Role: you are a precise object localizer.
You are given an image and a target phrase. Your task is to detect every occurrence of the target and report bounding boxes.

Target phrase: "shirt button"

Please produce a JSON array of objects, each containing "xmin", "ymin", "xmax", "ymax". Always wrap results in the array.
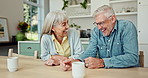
[{"xmin": 108, "ymin": 40, "xmax": 110, "ymax": 42}]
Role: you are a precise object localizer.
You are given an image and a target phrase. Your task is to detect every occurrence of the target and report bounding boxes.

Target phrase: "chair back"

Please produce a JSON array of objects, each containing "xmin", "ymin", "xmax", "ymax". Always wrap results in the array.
[
  {"xmin": 139, "ymin": 51, "xmax": 144, "ymax": 67},
  {"xmin": 8, "ymin": 48, "xmax": 38, "ymax": 59}
]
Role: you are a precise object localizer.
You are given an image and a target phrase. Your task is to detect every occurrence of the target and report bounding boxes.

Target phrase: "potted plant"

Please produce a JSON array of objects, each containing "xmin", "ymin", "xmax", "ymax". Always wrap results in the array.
[
  {"xmin": 70, "ymin": 23, "xmax": 81, "ymax": 30},
  {"xmin": 62, "ymin": 0, "xmax": 89, "ymax": 10},
  {"xmin": 16, "ymin": 22, "xmax": 30, "ymax": 41}
]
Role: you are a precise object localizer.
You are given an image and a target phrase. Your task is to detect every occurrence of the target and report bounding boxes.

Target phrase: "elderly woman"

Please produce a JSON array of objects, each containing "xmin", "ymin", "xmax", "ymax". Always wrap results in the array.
[{"xmin": 40, "ymin": 10, "xmax": 84, "ymax": 67}]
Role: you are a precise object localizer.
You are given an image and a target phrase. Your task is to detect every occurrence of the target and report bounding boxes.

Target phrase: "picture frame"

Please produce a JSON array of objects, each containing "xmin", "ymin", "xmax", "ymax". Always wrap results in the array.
[{"xmin": 0, "ymin": 17, "xmax": 9, "ymax": 43}]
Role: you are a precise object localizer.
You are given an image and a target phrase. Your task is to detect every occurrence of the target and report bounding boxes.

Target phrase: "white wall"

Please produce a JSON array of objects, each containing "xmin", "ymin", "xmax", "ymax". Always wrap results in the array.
[
  {"xmin": 49, "ymin": 0, "xmax": 63, "ymax": 12},
  {"xmin": 70, "ymin": 17, "xmax": 95, "ymax": 30},
  {"xmin": 0, "ymin": 0, "xmax": 23, "ymax": 42}
]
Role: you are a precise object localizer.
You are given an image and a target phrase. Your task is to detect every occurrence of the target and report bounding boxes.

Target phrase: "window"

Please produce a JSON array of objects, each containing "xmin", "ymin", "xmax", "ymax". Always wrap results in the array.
[
  {"xmin": 23, "ymin": 0, "xmax": 41, "ymax": 40},
  {"xmin": 26, "ymin": 0, "xmax": 37, "ymax": 3}
]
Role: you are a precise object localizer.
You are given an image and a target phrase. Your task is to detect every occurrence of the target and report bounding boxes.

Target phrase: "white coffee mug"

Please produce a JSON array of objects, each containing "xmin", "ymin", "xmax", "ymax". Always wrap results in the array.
[
  {"xmin": 72, "ymin": 62, "xmax": 85, "ymax": 78},
  {"xmin": 7, "ymin": 57, "xmax": 18, "ymax": 72}
]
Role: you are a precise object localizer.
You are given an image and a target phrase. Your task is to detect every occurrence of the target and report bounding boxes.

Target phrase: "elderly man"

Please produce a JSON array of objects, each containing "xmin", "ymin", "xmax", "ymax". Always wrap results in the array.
[{"xmin": 61, "ymin": 5, "xmax": 139, "ymax": 71}]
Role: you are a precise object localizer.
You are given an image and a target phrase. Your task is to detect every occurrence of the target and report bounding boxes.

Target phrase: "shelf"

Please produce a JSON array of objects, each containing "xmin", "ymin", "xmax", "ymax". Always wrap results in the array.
[
  {"xmin": 115, "ymin": 12, "xmax": 137, "ymax": 16},
  {"xmin": 82, "ymin": 41, "xmax": 89, "ymax": 44},
  {"xmin": 69, "ymin": 12, "xmax": 137, "ymax": 18},
  {"xmin": 0, "ymin": 42, "xmax": 17, "ymax": 46},
  {"xmin": 139, "ymin": 43, "xmax": 148, "ymax": 45},
  {"xmin": 69, "ymin": 15, "xmax": 92, "ymax": 19},
  {"xmin": 18, "ymin": 41, "xmax": 40, "ymax": 43},
  {"xmin": 109, "ymin": 0, "xmax": 137, "ymax": 4},
  {"xmin": 69, "ymin": 3, "xmax": 91, "ymax": 8},
  {"xmin": 81, "ymin": 38, "xmax": 89, "ymax": 44}
]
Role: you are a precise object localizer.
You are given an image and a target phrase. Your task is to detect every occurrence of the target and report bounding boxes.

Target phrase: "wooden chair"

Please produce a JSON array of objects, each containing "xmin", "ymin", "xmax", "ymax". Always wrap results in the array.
[
  {"xmin": 8, "ymin": 48, "xmax": 38, "ymax": 59},
  {"xmin": 139, "ymin": 51, "xmax": 144, "ymax": 67}
]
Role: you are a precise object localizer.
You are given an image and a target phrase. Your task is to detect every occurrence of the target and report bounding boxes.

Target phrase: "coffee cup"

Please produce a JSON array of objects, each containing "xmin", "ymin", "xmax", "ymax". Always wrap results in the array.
[
  {"xmin": 7, "ymin": 57, "xmax": 18, "ymax": 72},
  {"xmin": 72, "ymin": 62, "xmax": 85, "ymax": 78}
]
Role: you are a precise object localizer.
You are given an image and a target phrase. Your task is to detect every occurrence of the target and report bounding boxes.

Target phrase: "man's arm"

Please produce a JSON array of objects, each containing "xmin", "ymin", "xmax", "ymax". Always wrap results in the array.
[
  {"xmin": 79, "ymin": 27, "xmax": 99, "ymax": 61},
  {"xmin": 103, "ymin": 21, "xmax": 139, "ymax": 68}
]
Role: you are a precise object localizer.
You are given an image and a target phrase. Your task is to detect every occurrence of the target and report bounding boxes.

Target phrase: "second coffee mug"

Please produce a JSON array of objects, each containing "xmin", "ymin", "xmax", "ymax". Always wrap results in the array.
[{"xmin": 72, "ymin": 62, "xmax": 85, "ymax": 78}]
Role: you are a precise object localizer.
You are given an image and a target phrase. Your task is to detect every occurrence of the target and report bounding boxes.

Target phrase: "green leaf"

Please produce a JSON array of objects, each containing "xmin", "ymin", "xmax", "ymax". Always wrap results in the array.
[
  {"xmin": 80, "ymin": 0, "xmax": 87, "ymax": 9},
  {"xmin": 62, "ymin": 0, "xmax": 69, "ymax": 10}
]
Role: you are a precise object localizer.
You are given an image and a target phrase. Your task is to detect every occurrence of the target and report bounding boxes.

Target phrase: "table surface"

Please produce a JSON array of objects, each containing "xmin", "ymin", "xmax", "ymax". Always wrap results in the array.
[{"xmin": 0, "ymin": 54, "xmax": 148, "ymax": 78}]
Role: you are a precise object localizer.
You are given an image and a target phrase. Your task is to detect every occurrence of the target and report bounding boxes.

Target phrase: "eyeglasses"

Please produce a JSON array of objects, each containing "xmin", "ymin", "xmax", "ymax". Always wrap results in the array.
[
  {"xmin": 93, "ymin": 21, "xmax": 106, "ymax": 27},
  {"xmin": 93, "ymin": 15, "xmax": 113, "ymax": 27}
]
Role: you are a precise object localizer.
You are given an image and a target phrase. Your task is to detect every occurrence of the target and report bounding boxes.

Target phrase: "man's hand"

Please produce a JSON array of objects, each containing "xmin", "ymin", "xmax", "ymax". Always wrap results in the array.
[
  {"xmin": 60, "ymin": 58, "xmax": 81, "ymax": 71},
  {"xmin": 84, "ymin": 57, "xmax": 104, "ymax": 69}
]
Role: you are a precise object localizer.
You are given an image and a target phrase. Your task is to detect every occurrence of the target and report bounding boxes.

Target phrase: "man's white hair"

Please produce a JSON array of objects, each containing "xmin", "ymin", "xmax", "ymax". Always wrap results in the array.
[{"xmin": 93, "ymin": 5, "xmax": 115, "ymax": 18}]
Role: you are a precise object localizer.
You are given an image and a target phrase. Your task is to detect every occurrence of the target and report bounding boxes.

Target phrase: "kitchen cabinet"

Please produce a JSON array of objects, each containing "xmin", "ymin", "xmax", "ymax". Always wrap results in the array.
[
  {"xmin": 18, "ymin": 41, "xmax": 41, "ymax": 57},
  {"xmin": 0, "ymin": 43, "xmax": 17, "ymax": 56},
  {"xmin": 66, "ymin": 0, "xmax": 109, "ymax": 18},
  {"xmin": 82, "ymin": 42, "xmax": 89, "ymax": 50},
  {"xmin": 109, "ymin": 0, "xmax": 137, "ymax": 28}
]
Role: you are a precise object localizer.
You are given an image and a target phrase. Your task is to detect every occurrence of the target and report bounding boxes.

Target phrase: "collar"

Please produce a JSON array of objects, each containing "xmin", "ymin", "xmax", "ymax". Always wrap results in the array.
[
  {"xmin": 52, "ymin": 34, "xmax": 56, "ymax": 41},
  {"xmin": 52, "ymin": 34, "xmax": 68, "ymax": 41},
  {"xmin": 113, "ymin": 20, "xmax": 118, "ymax": 32}
]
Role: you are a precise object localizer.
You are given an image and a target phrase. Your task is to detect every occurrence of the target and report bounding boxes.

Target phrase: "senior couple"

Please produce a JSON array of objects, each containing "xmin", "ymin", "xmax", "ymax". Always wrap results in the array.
[{"xmin": 40, "ymin": 5, "xmax": 139, "ymax": 71}]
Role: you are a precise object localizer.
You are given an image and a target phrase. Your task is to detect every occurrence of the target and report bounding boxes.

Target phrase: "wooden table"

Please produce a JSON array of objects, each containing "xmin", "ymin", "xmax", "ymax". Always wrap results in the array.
[{"xmin": 0, "ymin": 55, "xmax": 148, "ymax": 78}]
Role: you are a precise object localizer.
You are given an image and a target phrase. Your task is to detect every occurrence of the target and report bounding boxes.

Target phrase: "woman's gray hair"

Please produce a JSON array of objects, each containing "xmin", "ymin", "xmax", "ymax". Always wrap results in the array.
[
  {"xmin": 93, "ymin": 5, "xmax": 115, "ymax": 18},
  {"xmin": 40, "ymin": 10, "xmax": 68, "ymax": 39}
]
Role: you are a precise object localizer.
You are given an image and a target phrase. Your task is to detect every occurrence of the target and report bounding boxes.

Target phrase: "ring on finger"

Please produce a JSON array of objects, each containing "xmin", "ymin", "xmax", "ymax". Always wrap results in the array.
[{"xmin": 85, "ymin": 63, "xmax": 89, "ymax": 67}]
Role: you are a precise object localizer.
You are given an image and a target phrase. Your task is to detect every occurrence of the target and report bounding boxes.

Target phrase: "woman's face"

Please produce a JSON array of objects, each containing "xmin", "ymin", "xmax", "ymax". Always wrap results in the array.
[{"xmin": 52, "ymin": 20, "xmax": 69, "ymax": 37}]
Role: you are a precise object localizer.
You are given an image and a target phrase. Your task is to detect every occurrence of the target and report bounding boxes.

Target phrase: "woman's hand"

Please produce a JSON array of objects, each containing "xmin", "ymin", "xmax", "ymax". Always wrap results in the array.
[
  {"xmin": 44, "ymin": 58, "xmax": 56, "ymax": 66},
  {"xmin": 45, "ymin": 55, "xmax": 68, "ymax": 66},
  {"xmin": 51, "ymin": 55, "xmax": 68, "ymax": 62},
  {"xmin": 60, "ymin": 58, "xmax": 81, "ymax": 71}
]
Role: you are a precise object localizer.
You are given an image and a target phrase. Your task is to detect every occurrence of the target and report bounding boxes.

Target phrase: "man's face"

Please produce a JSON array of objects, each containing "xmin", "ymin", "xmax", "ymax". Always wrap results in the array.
[{"xmin": 94, "ymin": 13, "xmax": 115, "ymax": 36}]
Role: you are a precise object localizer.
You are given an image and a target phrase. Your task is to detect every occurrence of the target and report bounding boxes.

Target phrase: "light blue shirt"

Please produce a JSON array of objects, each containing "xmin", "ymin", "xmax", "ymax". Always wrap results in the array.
[
  {"xmin": 80, "ymin": 20, "xmax": 139, "ymax": 68},
  {"xmin": 41, "ymin": 28, "xmax": 84, "ymax": 61}
]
